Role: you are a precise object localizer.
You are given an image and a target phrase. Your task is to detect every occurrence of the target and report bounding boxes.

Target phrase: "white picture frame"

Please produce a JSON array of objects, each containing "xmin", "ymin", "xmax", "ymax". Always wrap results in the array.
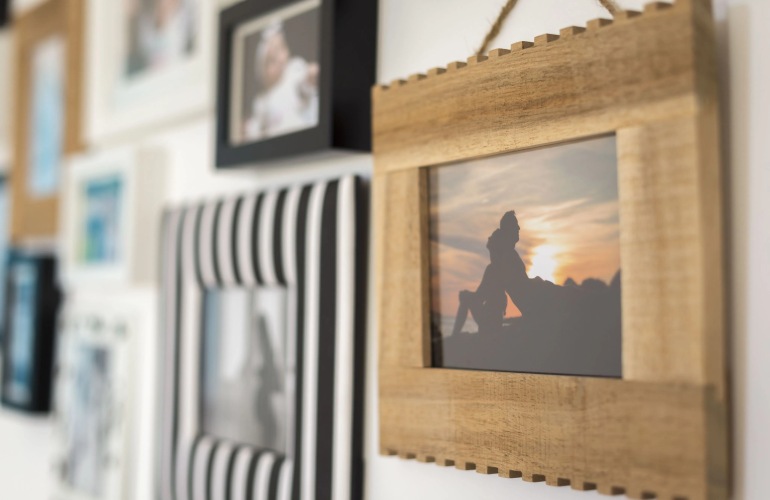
[
  {"xmin": 51, "ymin": 297, "xmax": 137, "ymax": 500},
  {"xmin": 60, "ymin": 146, "xmax": 167, "ymax": 288},
  {"xmin": 0, "ymin": 30, "xmax": 12, "ymax": 170},
  {"xmin": 83, "ymin": 0, "xmax": 215, "ymax": 144}
]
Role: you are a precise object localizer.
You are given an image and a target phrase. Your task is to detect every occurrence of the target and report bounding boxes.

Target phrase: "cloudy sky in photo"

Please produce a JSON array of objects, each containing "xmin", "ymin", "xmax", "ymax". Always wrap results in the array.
[{"xmin": 429, "ymin": 134, "xmax": 621, "ymax": 321}]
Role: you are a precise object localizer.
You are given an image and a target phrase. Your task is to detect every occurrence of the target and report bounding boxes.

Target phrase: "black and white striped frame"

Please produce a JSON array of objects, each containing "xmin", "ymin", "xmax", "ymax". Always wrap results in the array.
[{"xmin": 158, "ymin": 175, "xmax": 367, "ymax": 500}]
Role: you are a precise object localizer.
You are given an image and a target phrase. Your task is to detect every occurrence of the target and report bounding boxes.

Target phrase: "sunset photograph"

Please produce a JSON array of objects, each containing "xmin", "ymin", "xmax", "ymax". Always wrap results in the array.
[{"xmin": 428, "ymin": 135, "xmax": 622, "ymax": 377}]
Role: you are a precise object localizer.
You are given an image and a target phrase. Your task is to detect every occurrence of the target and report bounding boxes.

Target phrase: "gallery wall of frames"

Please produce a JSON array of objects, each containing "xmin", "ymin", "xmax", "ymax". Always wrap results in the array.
[{"xmin": 0, "ymin": 0, "xmax": 767, "ymax": 500}]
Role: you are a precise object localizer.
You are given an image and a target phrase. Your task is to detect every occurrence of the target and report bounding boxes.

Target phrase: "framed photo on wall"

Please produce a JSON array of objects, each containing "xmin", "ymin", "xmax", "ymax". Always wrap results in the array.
[
  {"xmin": 60, "ymin": 146, "xmax": 167, "ymax": 288},
  {"xmin": 157, "ymin": 175, "xmax": 368, "ymax": 500},
  {"xmin": 216, "ymin": 0, "xmax": 377, "ymax": 167},
  {"xmin": 1, "ymin": 250, "xmax": 61, "ymax": 413},
  {"xmin": 10, "ymin": 0, "xmax": 84, "ymax": 242},
  {"xmin": 0, "ymin": 0, "xmax": 8, "ymax": 28},
  {"xmin": 374, "ymin": 1, "xmax": 729, "ymax": 498},
  {"xmin": 83, "ymin": 0, "xmax": 215, "ymax": 143},
  {"xmin": 0, "ymin": 30, "xmax": 12, "ymax": 169},
  {"xmin": 0, "ymin": 178, "xmax": 11, "ymax": 345},
  {"xmin": 52, "ymin": 298, "xmax": 138, "ymax": 500}
]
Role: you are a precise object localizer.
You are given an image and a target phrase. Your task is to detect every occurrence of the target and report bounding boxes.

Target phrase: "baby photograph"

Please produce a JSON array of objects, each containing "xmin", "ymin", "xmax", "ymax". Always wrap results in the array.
[
  {"xmin": 230, "ymin": 0, "xmax": 321, "ymax": 145},
  {"xmin": 123, "ymin": 0, "xmax": 197, "ymax": 79}
]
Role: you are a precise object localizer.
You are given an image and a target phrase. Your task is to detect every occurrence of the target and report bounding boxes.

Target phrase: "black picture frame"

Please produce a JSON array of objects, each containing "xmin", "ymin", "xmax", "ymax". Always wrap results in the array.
[
  {"xmin": 1, "ymin": 251, "xmax": 61, "ymax": 413},
  {"xmin": 0, "ymin": 0, "xmax": 9, "ymax": 28},
  {"xmin": 216, "ymin": 0, "xmax": 377, "ymax": 168}
]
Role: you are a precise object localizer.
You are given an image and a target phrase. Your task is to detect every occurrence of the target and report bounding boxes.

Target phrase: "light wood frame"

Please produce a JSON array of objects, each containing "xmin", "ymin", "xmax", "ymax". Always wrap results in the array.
[
  {"xmin": 11, "ymin": 0, "xmax": 84, "ymax": 242},
  {"xmin": 373, "ymin": 1, "xmax": 728, "ymax": 498}
]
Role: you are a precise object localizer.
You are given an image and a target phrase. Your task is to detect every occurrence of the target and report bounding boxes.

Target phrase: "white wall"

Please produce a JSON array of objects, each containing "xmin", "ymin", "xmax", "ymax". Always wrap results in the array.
[
  {"xmin": 719, "ymin": 1, "xmax": 770, "ymax": 499},
  {"xmin": 0, "ymin": 0, "xmax": 768, "ymax": 499}
]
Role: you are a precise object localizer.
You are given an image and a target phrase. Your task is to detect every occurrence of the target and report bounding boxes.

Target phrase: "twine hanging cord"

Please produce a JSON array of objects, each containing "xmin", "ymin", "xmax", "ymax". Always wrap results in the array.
[{"xmin": 476, "ymin": 0, "xmax": 621, "ymax": 56}]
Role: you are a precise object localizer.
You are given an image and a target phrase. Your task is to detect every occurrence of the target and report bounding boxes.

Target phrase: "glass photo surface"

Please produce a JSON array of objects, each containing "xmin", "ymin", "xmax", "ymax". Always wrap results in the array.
[
  {"xmin": 63, "ymin": 344, "xmax": 112, "ymax": 496},
  {"xmin": 27, "ymin": 35, "xmax": 65, "ymax": 199},
  {"xmin": 201, "ymin": 286, "xmax": 294, "ymax": 454},
  {"xmin": 123, "ymin": 0, "xmax": 198, "ymax": 80},
  {"xmin": 4, "ymin": 261, "xmax": 39, "ymax": 404},
  {"xmin": 229, "ymin": 0, "xmax": 321, "ymax": 146},
  {"xmin": 0, "ymin": 182, "xmax": 10, "ymax": 339},
  {"xmin": 429, "ymin": 135, "xmax": 622, "ymax": 377},
  {"xmin": 79, "ymin": 174, "xmax": 124, "ymax": 264}
]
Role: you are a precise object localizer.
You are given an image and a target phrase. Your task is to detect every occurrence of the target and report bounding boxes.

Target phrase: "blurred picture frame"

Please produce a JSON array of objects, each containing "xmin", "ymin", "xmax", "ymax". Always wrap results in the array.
[
  {"xmin": 1, "ymin": 250, "xmax": 61, "ymax": 413},
  {"xmin": 10, "ymin": 0, "xmax": 84, "ymax": 243},
  {"xmin": 374, "ymin": 1, "xmax": 728, "ymax": 499},
  {"xmin": 157, "ymin": 176, "xmax": 368, "ymax": 500},
  {"xmin": 0, "ymin": 0, "xmax": 9, "ymax": 28},
  {"xmin": 0, "ymin": 30, "xmax": 12, "ymax": 169},
  {"xmin": 53, "ymin": 309, "xmax": 130, "ymax": 500},
  {"xmin": 216, "ymin": 0, "xmax": 377, "ymax": 168},
  {"xmin": 0, "ymin": 178, "xmax": 11, "ymax": 345},
  {"xmin": 83, "ymin": 0, "xmax": 215, "ymax": 144},
  {"xmin": 60, "ymin": 146, "xmax": 167, "ymax": 289},
  {"xmin": 52, "ymin": 294, "xmax": 146, "ymax": 500}
]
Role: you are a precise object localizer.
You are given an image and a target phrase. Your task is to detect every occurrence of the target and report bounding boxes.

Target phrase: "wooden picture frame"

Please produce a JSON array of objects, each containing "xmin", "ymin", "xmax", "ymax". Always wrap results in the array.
[
  {"xmin": 374, "ymin": 1, "xmax": 728, "ymax": 498},
  {"xmin": 215, "ymin": 0, "xmax": 377, "ymax": 168},
  {"xmin": 10, "ymin": 0, "xmax": 84, "ymax": 242},
  {"xmin": 157, "ymin": 175, "xmax": 368, "ymax": 500},
  {"xmin": 1, "ymin": 250, "xmax": 61, "ymax": 413},
  {"xmin": 52, "ymin": 295, "xmax": 140, "ymax": 500},
  {"xmin": 60, "ymin": 146, "xmax": 167, "ymax": 289}
]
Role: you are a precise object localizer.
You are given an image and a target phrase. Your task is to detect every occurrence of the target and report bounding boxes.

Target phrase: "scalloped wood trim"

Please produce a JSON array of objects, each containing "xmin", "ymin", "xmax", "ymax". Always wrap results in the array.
[{"xmin": 374, "ymin": 0, "xmax": 677, "ymax": 92}]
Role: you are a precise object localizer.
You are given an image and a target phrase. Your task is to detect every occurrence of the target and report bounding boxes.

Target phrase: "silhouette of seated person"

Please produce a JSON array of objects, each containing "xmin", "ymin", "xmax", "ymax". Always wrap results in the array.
[
  {"xmin": 452, "ymin": 210, "xmax": 527, "ymax": 335},
  {"xmin": 452, "ymin": 210, "xmax": 582, "ymax": 336}
]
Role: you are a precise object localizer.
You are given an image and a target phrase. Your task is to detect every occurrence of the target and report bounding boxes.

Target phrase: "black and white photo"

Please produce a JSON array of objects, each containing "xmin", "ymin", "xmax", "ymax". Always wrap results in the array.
[{"xmin": 201, "ymin": 287, "xmax": 294, "ymax": 453}]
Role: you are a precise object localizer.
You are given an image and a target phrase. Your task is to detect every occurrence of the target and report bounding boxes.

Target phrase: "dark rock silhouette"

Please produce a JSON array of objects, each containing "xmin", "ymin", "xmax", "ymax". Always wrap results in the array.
[{"xmin": 435, "ymin": 210, "xmax": 622, "ymax": 377}]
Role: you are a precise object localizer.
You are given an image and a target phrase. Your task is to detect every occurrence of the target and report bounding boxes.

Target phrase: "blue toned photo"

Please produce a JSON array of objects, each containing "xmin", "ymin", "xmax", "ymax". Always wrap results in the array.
[
  {"xmin": 80, "ymin": 175, "xmax": 124, "ymax": 264},
  {"xmin": 64, "ymin": 344, "xmax": 112, "ymax": 496},
  {"xmin": 5, "ymin": 261, "xmax": 39, "ymax": 405},
  {"xmin": 26, "ymin": 35, "xmax": 66, "ymax": 198},
  {"xmin": 0, "ymin": 180, "xmax": 10, "ymax": 343}
]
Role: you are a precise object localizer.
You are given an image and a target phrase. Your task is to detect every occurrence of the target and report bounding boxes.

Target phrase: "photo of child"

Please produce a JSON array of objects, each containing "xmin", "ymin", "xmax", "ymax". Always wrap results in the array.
[
  {"xmin": 79, "ymin": 174, "xmax": 124, "ymax": 265},
  {"xmin": 231, "ymin": 0, "xmax": 321, "ymax": 145},
  {"xmin": 123, "ymin": 0, "xmax": 197, "ymax": 79}
]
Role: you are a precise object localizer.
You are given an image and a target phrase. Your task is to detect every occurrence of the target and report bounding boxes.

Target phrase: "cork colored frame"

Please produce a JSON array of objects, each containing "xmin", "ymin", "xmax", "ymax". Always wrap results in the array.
[
  {"xmin": 11, "ymin": 0, "xmax": 84, "ymax": 242},
  {"xmin": 373, "ymin": 1, "xmax": 728, "ymax": 499}
]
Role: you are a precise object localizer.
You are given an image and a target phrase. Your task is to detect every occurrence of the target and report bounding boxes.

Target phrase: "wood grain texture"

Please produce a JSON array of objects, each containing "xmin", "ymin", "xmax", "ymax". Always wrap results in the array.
[
  {"xmin": 10, "ymin": 0, "xmax": 85, "ymax": 242},
  {"xmin": 373, "ymin": 1, "xmax": 700, "ymax": 175},
  {"xmin": 376, "ymin": 168, "xmax": 431, "ymax": 369},
  {"xmin": 374, "ymin": 0, "xmax": 728, "ymax": 498}
]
